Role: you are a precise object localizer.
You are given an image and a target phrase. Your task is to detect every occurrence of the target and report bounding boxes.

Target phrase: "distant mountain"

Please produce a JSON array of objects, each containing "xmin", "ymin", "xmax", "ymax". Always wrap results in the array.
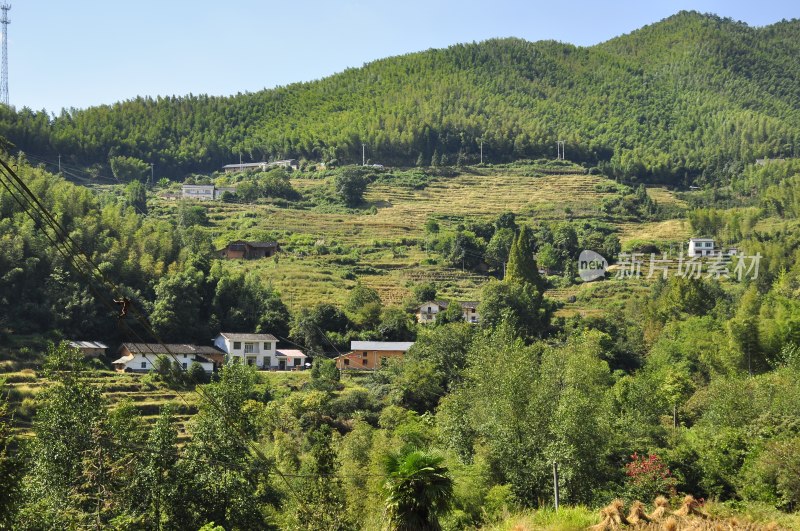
[{"xmin": 2, "ymin": 11, "xmax": 799, "ymax": 183}]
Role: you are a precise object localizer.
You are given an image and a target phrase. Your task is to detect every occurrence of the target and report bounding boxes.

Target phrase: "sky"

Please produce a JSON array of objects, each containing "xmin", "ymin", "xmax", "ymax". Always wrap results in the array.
[{"xmin": 7, "ymin": 0, "xmax": 800, "ymax": 113}]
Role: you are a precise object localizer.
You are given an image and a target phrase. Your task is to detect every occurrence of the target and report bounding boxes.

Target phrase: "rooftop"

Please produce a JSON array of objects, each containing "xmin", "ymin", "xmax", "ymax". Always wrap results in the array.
[
  {"xmin": 350, "ymin": 341, "xmax": 415, "ymax": 352},
  {"xmin": 120, "ymin": 343, "xmax": 221, "ymax": 356},
  {"xmin": 276, "ymin": 349, "xmax": 307, "ymax": 358},
  {"xmin": 69, "ymin": 340, "xmax": 108, "ymax": 349},
  {"xmin": 218, "ymin": 332, "xmax": 279, "ymax": 341}
]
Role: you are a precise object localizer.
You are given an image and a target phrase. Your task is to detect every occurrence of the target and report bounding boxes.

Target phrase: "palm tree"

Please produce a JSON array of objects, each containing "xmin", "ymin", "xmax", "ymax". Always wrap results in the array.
[{"xmin": 383, "ymin": 449, "xmax": 453, "ymax": 531}]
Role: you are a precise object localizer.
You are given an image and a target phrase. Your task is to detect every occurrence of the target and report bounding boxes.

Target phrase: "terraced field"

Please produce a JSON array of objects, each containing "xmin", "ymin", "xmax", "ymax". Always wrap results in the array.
[
  {"xmin": 182, "ymin": 172, "xmax": 626, "ymax": 308},
  {"xmin": 2, "ymin": 369, "xmax": 311, "ymax": 442}
]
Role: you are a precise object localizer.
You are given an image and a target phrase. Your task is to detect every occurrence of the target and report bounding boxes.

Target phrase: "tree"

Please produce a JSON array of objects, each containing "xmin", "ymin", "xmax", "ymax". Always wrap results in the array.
[
  {"xmin": 176, "ymin": 202, "xmax": 209, "ymax": 227},
  {"xmin": 435, "ymin": 301, "xmax": 465, "ymax": 326},
  {"xmin": 151, "ymin": 266, "xmax": 210, "ymax": 342},
  {"xmin": 289, "ymin": 425, "xmax": 353, "ymax": 530},
  {"xmin": 412, "ymin": 282, "xmax": 437, "ymax": 304},
  {"xmin": 485, "ymin": 228, "xmax": 515, "ymax": 274},
  {"xmin": 211, "ymin": 269, "xmax": 290, "ymax": 338},
  {"xmin": 134, "ymin": 406, "xmax": 180, "ymax": 529},
  {"xmin": 310, "ymin": 358, "xmax": 342, "ymax": 392},
  {"xmin": 110, "ymin": 155, "xmax": 149, "ymax": 182},
  {"xmin": 505, "ymin": 226, "xmax": 543, "ymax": 290},
  {"xmin": 0, "ymin": 379, "xmax": 19, "ymax": 528},
  {"xmin": 383, "ymin": 449, "xmax": 453, "ymax": 531},
  {"xmin": 335, "ymin": 168, "xmax": 369, "ymax": 207},
  {"xmin": 17, "ymin": 343, "xmax": 106, "ymax": 528},
  {"xmin": 125, "ymin": 179, "xmax": 148, "ymax": 214},
  {"xmin": 179, "ymin": 364, "xmax": 275, "ymax": 528},
  {"xmin": 378, "ymin": 308, "xmax": 416, "ymax": 341},
  {"xmin": 478, "ymin": 281, "xmax": 552, "ymax": 341},
  {"xmin": 346, "ymin": 283, "xmax": 382, "ymax": 313}
]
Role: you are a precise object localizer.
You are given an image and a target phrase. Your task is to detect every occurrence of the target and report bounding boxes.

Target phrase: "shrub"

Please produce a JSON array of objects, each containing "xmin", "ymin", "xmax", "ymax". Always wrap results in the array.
[{"xmin": 625, "ymin": 452, "xmax": 677, "ymax": 501}]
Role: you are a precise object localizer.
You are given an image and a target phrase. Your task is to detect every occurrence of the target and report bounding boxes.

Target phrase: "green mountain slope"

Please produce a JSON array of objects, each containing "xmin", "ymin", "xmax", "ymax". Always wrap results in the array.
[{"xmin": 2, "ymin": 11, "xmax": 799, "ymax": 182}]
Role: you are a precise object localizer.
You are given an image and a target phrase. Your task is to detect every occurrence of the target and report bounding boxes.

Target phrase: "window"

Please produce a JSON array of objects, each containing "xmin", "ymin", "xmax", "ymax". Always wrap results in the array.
[
  {"xmin": 182, "ymin": 362, "xmax": 187, "ymax": 370},
  {"xmin": 294, "ymin": 358, "xmax": 301, "ymax": 366},
  {"xmin": 233, "ymin": 341, "xmax": 241, "ymax": 350},
  {"xmin": 264, "ymin": 342, "xmax": 270, "ymax": 350},
  {"xmin": 362, "ymin": 358, "xmax": 368, "ymax": 366},
  {"xmin": 244, "ymin": 343, "xmax": 256, "ymax": 354},
  {"xmin": 344, "ymin": 359, "xmax": 350, "ymax": 366},
  {"xmin": 141, "ymin": 361, "xmax": 147, "ymax": 369},
  {"xmin": 183, "ymin": 353, "xmax": 187, "ymax": 358},
  {"xmin": 363, "ymin": 351, "xmax": 368, "ymax": 358}
]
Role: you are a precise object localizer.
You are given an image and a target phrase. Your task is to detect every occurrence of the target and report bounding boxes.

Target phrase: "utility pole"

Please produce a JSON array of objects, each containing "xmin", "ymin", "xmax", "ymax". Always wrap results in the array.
[
  {"xmin": 480, "ymin": 139, "xmax": 484, "ymax": 164},
  {"xmin": 553, "ymin": 462, "xmax": 560, "ymax": 511},
  {"xmin": 0, "ymin": 3, "xmax": 10, "ymax": 106},
  {"xmin": 362, "ymin": 143, "xmax": 366, "ymax": 166}
]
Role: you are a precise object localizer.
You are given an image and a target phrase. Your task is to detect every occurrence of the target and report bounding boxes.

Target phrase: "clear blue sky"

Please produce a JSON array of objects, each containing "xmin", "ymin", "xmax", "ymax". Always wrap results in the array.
[{"xmin": 8, "ymin": 0, "xmax": 800, "ymax": 113}]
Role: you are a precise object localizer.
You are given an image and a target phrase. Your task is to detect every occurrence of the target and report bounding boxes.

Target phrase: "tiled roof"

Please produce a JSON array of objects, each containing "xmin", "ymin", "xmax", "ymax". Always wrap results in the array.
[
  {"xmin": 350, "ymin": 341, "xmax": 414, "ymax": 352},
  {"xmin": 120, "ymin": 343, "xmax": 221, "ymax": 356},
  {"xmin": 276, "ymin": 349, "xmax": 307, "ymax": 358},
  {"xmin": 69, "ymin": 340, "xmax": 108, "ymax": 349},
  {"xmin": 218, "ymin": 332, "xmax": 278, "ymax": 341}
]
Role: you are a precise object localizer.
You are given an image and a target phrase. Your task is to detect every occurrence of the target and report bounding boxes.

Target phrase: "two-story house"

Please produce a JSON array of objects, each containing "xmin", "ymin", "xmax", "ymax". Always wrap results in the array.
[
  {"xmin": 416, "ymin": 300, "xmax": 480, "ymax": 324},
  {"xmin": 213, "ymin": 332, "xmax": 279, "ymax": 369},
  {"xmin": 688, "ymin": 238, "xmax": 716, "ymax": 257}
]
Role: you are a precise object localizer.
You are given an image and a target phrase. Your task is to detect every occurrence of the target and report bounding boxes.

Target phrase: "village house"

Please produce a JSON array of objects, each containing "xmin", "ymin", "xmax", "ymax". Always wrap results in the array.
[
  {"xmin": 68, "ymin": 340, "xmax": 108, "ymax": 358},
  {"xmin": 217, "ymin": 241, "xmax": 279, "ymax": 260},
  {"xmin": 181, "ymin": 184, "xmax": 216, "ymax": 201},
  {"xmin": 181, "ymin": 184, "xmax": 237, "ymax": 201},
  {"xmin": 416, "ymin": 300, "xmax": 481, "ymax": 324},
  {"xmin": 112, "ymin": 343, "xmax": 224, "ymax": 373},
  {"xmin": 335, "ymin": 341, "xmax": 414, "ymax": 370},
  {"xmin": 213, "ymin": 332, "xmax": 280, "ymax": 369},
  {"xmin": 222, "ymin": 159, "xmax": 299, "ymax": 173},
  {"xmin": 687, "ymin": 237, "xmax": 716, "ymax": 257}
]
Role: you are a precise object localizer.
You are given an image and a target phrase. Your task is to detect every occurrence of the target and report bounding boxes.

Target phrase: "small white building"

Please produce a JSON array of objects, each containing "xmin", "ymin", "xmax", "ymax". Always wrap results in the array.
[
  {"xmin": 222, "ymin": 159, "xmax": 299, "ymax": 173},
  {"xmin": 181, "ymin": 184, "xmax": 216, "ymax": 200},
  {"xmin": 688, "ymin": 238, "xmax": 716, "ymax": 258},
  {"xmin": 213, "ymin": 332, "xmax": 279, "ymax": 369},
  {"xmin": 416, "ymin": 300, "xmax": 480, "ymax": 324},
  {"xmin": 275, "ymin": 349, "xmax": 308, "ymax": 370},
  {"xmin": 112, "ymin": 343, "xmax": 222, "ymax": 373}
]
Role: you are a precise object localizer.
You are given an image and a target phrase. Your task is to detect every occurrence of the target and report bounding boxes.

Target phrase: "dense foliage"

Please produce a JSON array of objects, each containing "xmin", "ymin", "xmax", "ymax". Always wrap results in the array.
[{"xmin": 2, "ymin": 12, "xmax": 800, "ymax": 184}]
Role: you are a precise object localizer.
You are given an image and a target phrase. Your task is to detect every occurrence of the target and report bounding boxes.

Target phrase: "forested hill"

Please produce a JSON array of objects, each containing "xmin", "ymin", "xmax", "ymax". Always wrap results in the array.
[{"xmin": 2, "ymin": 10, "xmax": 800, "ymax": 183}]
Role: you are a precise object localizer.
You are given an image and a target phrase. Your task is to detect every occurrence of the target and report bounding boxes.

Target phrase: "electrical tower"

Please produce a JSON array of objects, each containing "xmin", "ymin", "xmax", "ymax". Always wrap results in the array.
[{"xmin": 0, "ymin": 3, "xmax": 9, "ymax": 106}]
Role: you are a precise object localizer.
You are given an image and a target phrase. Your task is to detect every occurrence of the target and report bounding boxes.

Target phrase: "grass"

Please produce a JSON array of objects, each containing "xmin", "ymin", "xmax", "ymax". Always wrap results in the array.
[
  {"xmin": 484, "ymin": 501, "xmax": 800, "ymax": 531},
  {"xmin": 482, "ymin": 506, "xmax": 596, "ymax": 531}
]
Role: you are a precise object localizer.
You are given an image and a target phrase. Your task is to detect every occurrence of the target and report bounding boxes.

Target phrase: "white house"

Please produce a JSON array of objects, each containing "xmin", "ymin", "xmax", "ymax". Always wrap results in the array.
[
  {"xmin": 181, "ymin": 184, "xmax": 216, "ymax": 200},
  {"xmin": 416, "ymin": 300, "xmax": 480, "ymax": 324},
  {"xmin": 688, "ymin": 238, "xmax": 716, "ymax": 257},
  {"xmin": 213, "ymin": 332, "xmax": 279, "ymax": 369},
  {"xmin": 112, "ymin": 343, "xmax": 222, "ymax": 373},
  {"xmin": 275, "ymin": 349, "xmax": 308, "ymax": 370}
]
